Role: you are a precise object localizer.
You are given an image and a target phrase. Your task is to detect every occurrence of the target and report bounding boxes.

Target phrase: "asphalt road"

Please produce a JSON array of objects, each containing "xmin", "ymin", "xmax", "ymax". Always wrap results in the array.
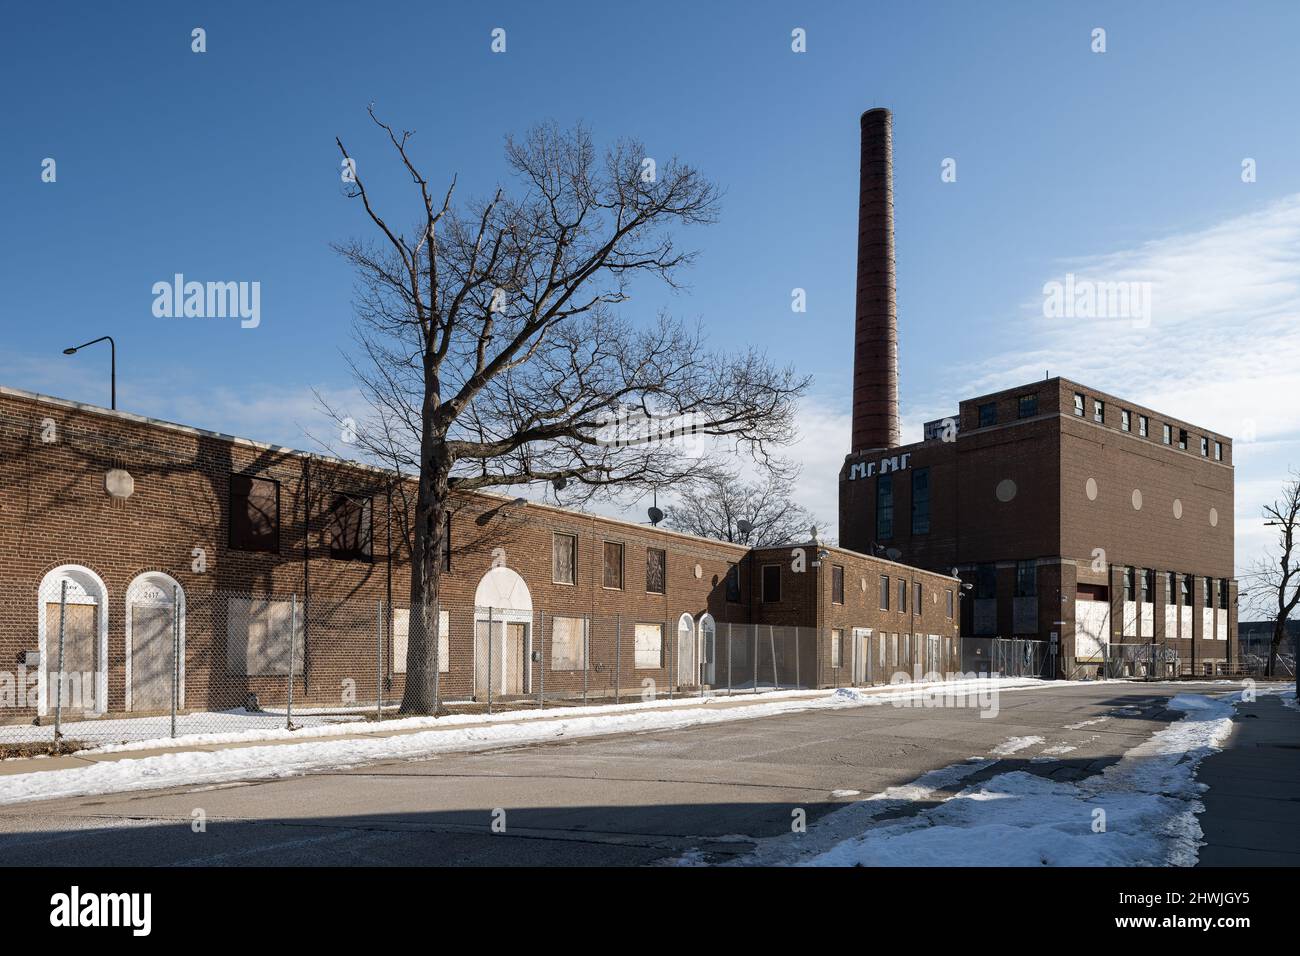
[{"xmin": 0, "ymin": 682, "xmax": 1237, "ymax": 866}]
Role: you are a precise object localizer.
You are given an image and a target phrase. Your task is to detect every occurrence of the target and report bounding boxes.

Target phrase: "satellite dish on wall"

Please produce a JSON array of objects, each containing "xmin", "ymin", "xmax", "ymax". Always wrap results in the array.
[
  {"xmin": 552, "ymin": 476, "xmax": 567, "ymax": 492},
  {"xmin": 648, "ymin": 506, "xmax": 664, "ymax": 525},
  {"xmin": 737, "ymin": 519, "xmax": 753, "ymax": 536}
]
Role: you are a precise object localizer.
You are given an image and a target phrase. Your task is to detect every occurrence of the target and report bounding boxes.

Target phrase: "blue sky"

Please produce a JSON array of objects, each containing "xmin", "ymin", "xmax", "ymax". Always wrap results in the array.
[{"xmin": 3, "ymin": 1, "xmax": 1299, "ymax": 583}]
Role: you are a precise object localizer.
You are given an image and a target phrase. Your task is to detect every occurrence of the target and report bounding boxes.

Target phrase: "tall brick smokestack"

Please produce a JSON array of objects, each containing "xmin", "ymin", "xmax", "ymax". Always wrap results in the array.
[{"xmin": 850, "ymin": 107, "xmax": 901, "ymax": 452}]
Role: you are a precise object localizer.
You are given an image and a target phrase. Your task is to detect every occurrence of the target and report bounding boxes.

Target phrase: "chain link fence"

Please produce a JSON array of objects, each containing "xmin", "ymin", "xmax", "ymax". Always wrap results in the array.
[{"xmin": 4, "ymin": 580, "xmax": 963, "ymax": 753}]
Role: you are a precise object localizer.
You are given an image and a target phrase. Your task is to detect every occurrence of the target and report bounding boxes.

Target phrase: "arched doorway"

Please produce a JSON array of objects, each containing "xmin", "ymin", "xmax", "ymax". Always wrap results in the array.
[
  {"xmin": 676, "ymin": 613, "xmax": 697, "ymax": 689},
  {"xmin": 697, "ymin": 614, "xmax": 716, "ymax": 687},
  {"xmin": 38, "ymin": 565, "xmax": 109, "ymax": 716},
  {"xmin": 126, "ymin": 572, "xmax": 186, "ymax": 712},
  {"xmin": 473, "ymin": 566, "xmax": 533, "ymax": 699}
]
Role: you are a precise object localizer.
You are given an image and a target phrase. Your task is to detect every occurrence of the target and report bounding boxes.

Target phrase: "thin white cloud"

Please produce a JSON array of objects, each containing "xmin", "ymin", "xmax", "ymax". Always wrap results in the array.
[{"xmin": 907, "ymin": 192, "xmax": 1300, "ymax": 580}]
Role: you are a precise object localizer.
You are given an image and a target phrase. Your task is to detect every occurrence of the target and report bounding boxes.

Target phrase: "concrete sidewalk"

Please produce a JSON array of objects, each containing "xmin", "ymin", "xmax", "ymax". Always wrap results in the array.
[{"xmin": 1197, "ymin": 692, "xmax": 1300, "ymax": 866}]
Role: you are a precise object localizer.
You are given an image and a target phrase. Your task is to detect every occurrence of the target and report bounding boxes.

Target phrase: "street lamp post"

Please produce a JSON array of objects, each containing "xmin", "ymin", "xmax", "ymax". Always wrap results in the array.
[{"xmin": 62, "ymin": 336, "xmax": 116, "ymax": 409}]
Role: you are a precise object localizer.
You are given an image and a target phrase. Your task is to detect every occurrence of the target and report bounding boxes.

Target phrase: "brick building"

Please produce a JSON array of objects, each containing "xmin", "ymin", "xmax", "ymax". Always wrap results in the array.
[
  {"xmin": 839, "ymin": 109, "xmax": 1236, "ymax": 677},
  {"xmin": 0, "ymin": 385, "xmax": 960, "ymax": 724}
]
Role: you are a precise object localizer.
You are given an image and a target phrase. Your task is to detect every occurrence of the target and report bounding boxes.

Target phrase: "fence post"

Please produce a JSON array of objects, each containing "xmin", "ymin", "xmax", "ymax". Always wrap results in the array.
[
  {"xmin": 769, "ymin": 625, "xmax": 778, "ymax": 691},
  {"xmin": 699, "ymin": 623, "xmax": 705, "ymax": 699},
  {"xmin": 487, "ymin": 605, "xmax": 495, "ymax": 715},
  {"xmin": 377, "ymin": 599, "xmax": 384, "ymax": 721},
  {"xmin": 615, "ymin": 614, "xmax": 622, "ymax": 705},
  {"xmin": 432, "ymin": 600, "xmax": 441, "ymax": 717},
  {"xmin": 583, "ymin": 614, "xmax": 589, "ymax": 705},
  {"xmin": 171, "ymin": 584, "xmax": 180, "ymax": 739},
  {"xmin": 668, "ymin": 618, "xmax": 675, "ymax": 700},
  {"xmin": 54, "ymin": 579, "xmax": 67, "ymax": 747},
  {"xmin": 538, "ymin": 611, "xmax": 545, "ymax": 710},
  {"xmin": 287, "ymin": 594, "xmax": 296, "ymax": 730},
  {"xmin": 795, "ymin": 627, "xmax": 801, "ymax": 690},
  {"xmin": 726, "ymin": 623, "xmax": 732, "ymax": 696}
]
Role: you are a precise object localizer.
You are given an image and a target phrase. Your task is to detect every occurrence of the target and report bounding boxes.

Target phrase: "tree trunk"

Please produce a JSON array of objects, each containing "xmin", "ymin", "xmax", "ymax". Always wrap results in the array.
[
  {"xmin": 400, "ymin": 417, "xmax": 451, "ymax": 714},
  {"xmin": 1268, "ymin": 618, "xmax": 1284, "ymax": 679}
]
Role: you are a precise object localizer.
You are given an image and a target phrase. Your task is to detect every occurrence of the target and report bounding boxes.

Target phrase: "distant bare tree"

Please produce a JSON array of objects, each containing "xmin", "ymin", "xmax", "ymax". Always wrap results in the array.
[
  {"xmin": 1244, "ymin": 469, "xmax": 1300, "ymax": 678},
  {"xmin": 664, "ymin": 471, "xmax": 821, "ymax": 546},
  {"xmin": 326, "ymin": 108, "xmax": 808, "ymax": 713}
]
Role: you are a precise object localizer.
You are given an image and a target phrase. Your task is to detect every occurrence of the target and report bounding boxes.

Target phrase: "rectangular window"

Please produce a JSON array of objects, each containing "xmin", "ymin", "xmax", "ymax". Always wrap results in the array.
[
  {"xmin": 1163, "ymin": 423, "xmax": 1172, "ymax": 445},
  {"xmin": 1218, "ymin": 578, "xmax": 1229, "ymax": 608},
  {"xmin": 898, "ymin": 579, "xmax": 908, "ymax": 614},
  {"xmin": 1139, "ymin": 415, "xmax": 1149, "ymax": 437},
  {"xmin": 602, "ymin": 541, "xmax": 624, "ymax": 590},
  {"xmin": 1181, "ymin": 574, "xmax": 1193, "ymax": 605},
  {"xmin": 646, "ymin": 548, "xmax": 666, "ymax": 594},
  {"xmin": 1142, "ymin": 569, "xmax": 1154, "ymax": 603},
  {"xmin": 1200, "ymin": 436, "xmax": 1209, "ymax": 457},
  {"xmin": 978, "ymin": 402, "xmax": 997, "ymax": 428},
  {"xmin": 976, "ymin": 564, "xmax": 996, "ymax": 599},
  {"xmin": 1073, "ymin": 393, "xmax": 1085, "ymax": 417},
  {"xmin": 725, "ymin": 564, "xmax": 741, "ymax": 602},
  {"xmin": 441, "ymin": 518, "xmax": 451, "ymax": 573},
  {"xmin": 1093, "ymin": 398, "xmax": 1105, "ymax": 423},
  {"xmin": 550, "ymin": 616, "xmax": 587, "ymax": 671},
  {"xmin": 1203, "ymin": 576, "xmax": 1213, "ymax": 606},
  {"xmin": 945, "ymin": 589, "xmax": 954, "ymax": 619},
  {"xmin": 634, "ymin": 622, "xmax": 663, "ymax": 669},
  {"xmin": 552, "ymin": 533, "xmax": 577, "ymax": 585},
  {"xmin": 762, "ymin": 564, "xmax": 781, "ymax": 603},
  {"xmin": 325, "ymin": 493, "xmax": 372, "ymax": 561},
  {"xmin": 913, "ymin": 580, "xmax": 921, "ymax": 611},
  {"xmin": 1214, "ymin": 441, "xmax": 1223, "ymax": 461},
  {"xmin": 1018, "ymin": 394, "xmax": 1037, "ymax": 419},
  {"xmin": 226, "ymin": 597, "xmax": 303, "ymax": 675},
  {"xmin": 831, "ymin": 628, "xmax": 843, "ymax": 669},
  {"xmin": 879, "ymin": 574, "xmax": 890, "ymax": 611},
  {"xmin": 1015, "ymin": 561, "xmax": 1036, "ymax": 597},
  {"xmin": 1123, "ymin": 567, "xmax": 1135, "ymax": 602},
  {"xmin": 391, "ymin": 607, "xmax": 449, "ymax": 675},
  {"xmin": 876, "ymin": 473, "xmax": 894, "ymax": 540},
  {"xmin": 831, "ymin": 564, "xmax": 845, "ymax": 605},
  {"xmin": 1178, "ymin": 428, "xmax": 1188, "ymax": 450},
  {"xmin": 1121, "ymin": 409, "xmax": 1131, "ymax": 432},
  {"xmin": 229, "ymin": 474, "xmax": 280, "ymax": 553},
  {"xmin": 1167, "ymin": 571, "xmax": 1178, "ymax": 604},
  {"xmin": 911, "ymin": 467, "xmax": 931, "ymax": 535}
]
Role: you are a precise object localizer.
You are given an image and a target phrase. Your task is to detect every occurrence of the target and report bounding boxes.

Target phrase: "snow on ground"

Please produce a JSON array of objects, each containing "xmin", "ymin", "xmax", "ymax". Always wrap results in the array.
[
  {"xmin": 989, "ymin": 736, "xmax": 1044, "ymax": 756},
  {"xmin": 0, "ymin": 677, "xmax": 1046, "ymax": 806},
  {"xmin": 793, "ymin": 692, "xmax": 1239, "ymax": 867}
]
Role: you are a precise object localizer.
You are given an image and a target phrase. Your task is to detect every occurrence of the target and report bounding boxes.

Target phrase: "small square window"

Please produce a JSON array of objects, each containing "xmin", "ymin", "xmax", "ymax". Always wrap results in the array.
[
  {"xmin": 229, "ymin": 474, "xmax": 280, "ymax": 553},
  {"xmin": 978, "ymin": 402, "xmax": 997, "ymax": 428},
  {"xmin": 1018, "ymin": 394, "xmax": 1037, "ymax": 419},
  {"xmin": 1073, "ymin": 393, "xmax": 1085, "ymax": 416},
  {"xmin": 325, "ymin": 493, "xmax": 372, "ymax": 562}
]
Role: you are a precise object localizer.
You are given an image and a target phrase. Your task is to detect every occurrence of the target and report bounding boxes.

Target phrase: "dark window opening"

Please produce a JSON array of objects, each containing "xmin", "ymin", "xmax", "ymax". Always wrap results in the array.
[
  {"xmin": 911, "ymin": 467, "xmax": 930, "ymax": 535},
  {"xmin": 1015, "ymin": 561, "xmax": 1036, "ymax": 597},
  {"xmin": 229, "ymin": 474, "xmax": 280, "ymax": 553},
  {"xmin": 725, "ymin": 564, "xmax": 741, "ymax": 602},
  {"xmin": 978, "ymin": 402, "xmax": 997, "ymax": 428},
  {"xmin": 325, "ymin": 493, "xmax": 372, "ymax": 561},
  {"xmin": 831, "ymin": 564, "xmax": 845, "ymax": 605},
  {"xmin": 879, "ymin": 574, "xmax": 890, "ymax": 611},
  {"xmin": 762, "ymin": 564, "xmax": 781, "ymax": 603},
  {"xmin": 976, "ymin": 564, "xmax": 996, "ymax": 600},
  {"xmin": 876, "ymin": 473, "xmax": 894, "ymax": 540},
  {"xmin": 1018, "ymin": 394, "xmax": 1037, "ymax": 419}
]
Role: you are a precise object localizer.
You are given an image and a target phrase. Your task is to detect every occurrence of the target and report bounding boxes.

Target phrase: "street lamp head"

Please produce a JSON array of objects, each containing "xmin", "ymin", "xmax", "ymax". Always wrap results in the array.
[{"xmin": 62, "ymin": 347, "xmax": 77, "ymax": 355}]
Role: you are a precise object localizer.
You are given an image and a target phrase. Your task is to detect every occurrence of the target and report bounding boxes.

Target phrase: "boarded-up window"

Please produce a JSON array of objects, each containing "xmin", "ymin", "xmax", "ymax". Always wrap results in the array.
[
  {"xmin": 603, "ymin": 541, "xmax": 624, "ymax": 590},
  {"xmin": 226, "ymin": 597, "xmax": 303, "ymax": 675},
  {"xmin": 832, "ymin": 565, "xmax": 844, "ymax": 604},
  {"xmin": 646, "ymin": 548, "xmax": 666, "ymax": 594},
  {"xmin": 325, "ymin": 494, "xmax": 372, "ymax": 561},
  {"xmin": 831, "ymin": 628, "xmax": 843, "ymax": 668},
  {"xmin": 553, "ymin": 533, "xmax": 576, "ymax": 585},
  {"xmin": 762, "ymin": 564, "xmax": 781, "ymax": 603},
  {"xmin": 634, "ymin": 622, "xmax": 663, "ymax": 669},
  {"xmin": 725, "ymin": 564, "xmax": 741, "ymax": 602},
  {"xmin": 229, "ymin": 474, "xmax": 279, "ymax": 552},
  {"xmin": 392, "ymin": 608, "xmax": 449, "ymax": 674},
  {"xmin": 551, "ymin": 616, "xmax": 586, "ymax": 671}
]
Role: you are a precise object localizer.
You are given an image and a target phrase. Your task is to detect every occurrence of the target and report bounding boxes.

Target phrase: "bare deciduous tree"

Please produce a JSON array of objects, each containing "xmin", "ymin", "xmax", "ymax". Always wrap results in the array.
[
  {"xmin": 1244, "ymin": 469, "xmax": 1300, "ymax": 678},
  {"xmin": 664, "ymin": 471, "xmax": 821, "ymax": 547},
  {"xmin": 326, "ymin": 109, "xmax": 808, "ymax": 712}
]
